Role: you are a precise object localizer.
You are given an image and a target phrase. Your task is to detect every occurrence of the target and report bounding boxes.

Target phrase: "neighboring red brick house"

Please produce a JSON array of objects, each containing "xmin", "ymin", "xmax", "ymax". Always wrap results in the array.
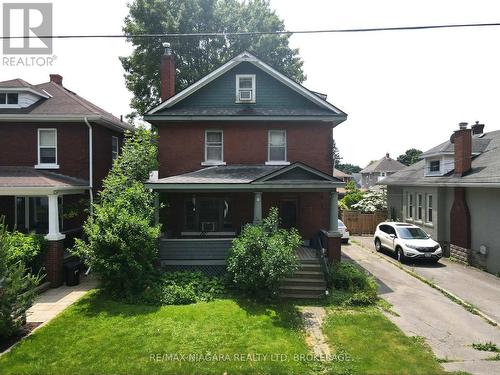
[
  {"xmin": 0, "ymin": 74, "xmax": 133, "ymax": 286},
  {"xmin": 145, "ymin": 49, "xmax": 348, "ymax": 276}
]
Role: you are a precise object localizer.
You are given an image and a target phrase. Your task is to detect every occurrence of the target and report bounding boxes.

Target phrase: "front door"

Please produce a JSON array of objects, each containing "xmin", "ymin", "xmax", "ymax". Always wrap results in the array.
[{"xmin": 279, "ymin": 199, "xmax": 297, "ymax": 229}]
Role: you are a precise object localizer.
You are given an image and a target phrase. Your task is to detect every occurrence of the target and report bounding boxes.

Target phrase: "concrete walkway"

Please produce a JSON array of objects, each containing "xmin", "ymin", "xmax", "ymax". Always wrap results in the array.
[
  {"xmin": 342, "ymin": 241, "xmax": 500, "ymax": 375},
  {"xmin": 353, "ymin": 235, "xmax": 500, "ymax": 324},
  {"xmin": 299, "ymin": 306, "xmax": 331, "ymax": 360},
  {"xmin": 27, "ymin": 275, "xmax": 98, "ymax": 325}
]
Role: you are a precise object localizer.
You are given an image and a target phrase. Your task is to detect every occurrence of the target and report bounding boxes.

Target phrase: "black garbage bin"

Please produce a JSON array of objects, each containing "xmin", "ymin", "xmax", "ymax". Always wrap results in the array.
[{"xmin": 64, "ymin": 261, "xmax": 81, "ymax": 286}]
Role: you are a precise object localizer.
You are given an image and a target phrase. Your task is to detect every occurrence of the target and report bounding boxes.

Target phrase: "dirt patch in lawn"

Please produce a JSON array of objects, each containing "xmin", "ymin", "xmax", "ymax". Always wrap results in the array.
[{"xmin": 0, "ymin": 322, "xmax": 42, "ymax": 354}]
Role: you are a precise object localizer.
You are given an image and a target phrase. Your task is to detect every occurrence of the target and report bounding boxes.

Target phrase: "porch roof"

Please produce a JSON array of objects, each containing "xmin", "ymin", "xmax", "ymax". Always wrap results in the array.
[
  {"xmin": 0, "ymin": 167, "xmax": 89, "ymax": 195},
  {"xmin": 146, "ymin": 162, "xmax": 344, "ymax": 192}
]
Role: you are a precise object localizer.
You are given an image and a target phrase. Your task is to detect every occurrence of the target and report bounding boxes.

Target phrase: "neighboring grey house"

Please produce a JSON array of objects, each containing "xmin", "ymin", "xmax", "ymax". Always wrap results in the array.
[
  {"xmin": 382, "ymin": 122, "xmax": 500, "ymax": 274},
  {"xmin": 360, "ymin": 153, "xmax": 405, "ymax": 189}
]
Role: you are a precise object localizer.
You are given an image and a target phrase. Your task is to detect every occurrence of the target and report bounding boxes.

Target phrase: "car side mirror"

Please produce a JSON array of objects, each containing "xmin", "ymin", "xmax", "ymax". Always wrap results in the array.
[{"xmin": 389, "ymin": 234, "xmax": 396, "ymax": 239}]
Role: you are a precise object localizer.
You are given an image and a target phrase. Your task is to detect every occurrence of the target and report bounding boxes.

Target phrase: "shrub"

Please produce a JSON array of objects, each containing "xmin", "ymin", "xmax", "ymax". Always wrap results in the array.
[
  {"xmin": 227, "ymin": 208, "xmax": 301, "ymax": 295},
  {"xmin": 72, "ymin": 128, "xmax": 161, "ymax": 301},
  {"xmin": 141, "ymin": 272, "xmax": 225, "ymax": 305},
  {"xmin": 0, "ymin": 218, "xmax": 41, "ymax": 339},
  {"xmin": 4, "ymin": 231, "xmax": 45, "ymax": 274},
  {"xmin": 340, "ymin": 181, "xmax": 364, "ymax": 209},
  {"xmin": 351, "ymin": 190, "xmax": 387, "ymax": 213},
  {"xmin": 328, "ymin": 262, "xmax": 378, "ymax": 306}
]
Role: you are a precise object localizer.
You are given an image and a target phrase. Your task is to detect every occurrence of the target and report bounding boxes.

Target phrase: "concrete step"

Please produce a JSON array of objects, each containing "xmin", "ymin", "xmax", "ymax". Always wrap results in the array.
[
  {"xmin": 293, "ymin": 270, "xmax": 325, "ymax": 280},
  {"xmin": 281, "ymin": 278, "xmax": 326, "ymax": 288},
  {"xmin": 298, "ymin": 263, "xmax": 322, "ymax": 272},
  {"xmin": 299, "ymin": 258, "xmax": 321, "ymax": 265},
  {"xmin": 279, "ymin": 284, "xmax": 326, "ymax": 292}
]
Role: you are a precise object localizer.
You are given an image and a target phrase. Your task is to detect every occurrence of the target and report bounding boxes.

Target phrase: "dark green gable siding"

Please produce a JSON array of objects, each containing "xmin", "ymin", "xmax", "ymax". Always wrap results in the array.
[{"xmin": 170, "ymin": 62, "xmax": 320, "ymax": 110}]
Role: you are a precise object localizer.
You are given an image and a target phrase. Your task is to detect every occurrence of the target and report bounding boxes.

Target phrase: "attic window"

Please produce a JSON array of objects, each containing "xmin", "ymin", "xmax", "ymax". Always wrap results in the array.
[
  {"xmin": 0, "ymin": 92, "xmax": 19, "ymax": 105},
  {"xmin": 429, "ymin": 160, "xmax": 440, "ymax": 172},
  {"xmin": 236, "ymin": 74, "xmax": 255, "ymax": 103}
]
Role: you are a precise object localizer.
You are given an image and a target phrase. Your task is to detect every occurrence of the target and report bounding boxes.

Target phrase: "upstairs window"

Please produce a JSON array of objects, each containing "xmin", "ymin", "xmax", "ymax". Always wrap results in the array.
[
  {"xmin": 235, "ymin": 74, "xmax": 256, "ymax": 103},
  {"xmin": 0, "ymin": 92, "xmax": 19, "ymax": 105},
  {"xmin": 429, "ymin": 160, "xmax": 440, "ymax": 173},
  {"xmin": 112, "ymin": 136, "xmax": 119, "ymax": 161},
  {"xmin": 268, "ymin": 130, "xmax": 287, "ymax": 163},
  {"xmin": 204, "ymin": 130, "xmax": 223, "ymax": 163},
  {"xmin": 37, "ymin": 129, "xmax": 58, "ymax": 167}
]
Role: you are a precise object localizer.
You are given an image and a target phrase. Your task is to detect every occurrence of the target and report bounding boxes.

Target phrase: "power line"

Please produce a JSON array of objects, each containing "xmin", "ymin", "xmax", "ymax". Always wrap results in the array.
[{"xmin": 1, "ymin": 22, "xmax": 500, "ymax": 40}]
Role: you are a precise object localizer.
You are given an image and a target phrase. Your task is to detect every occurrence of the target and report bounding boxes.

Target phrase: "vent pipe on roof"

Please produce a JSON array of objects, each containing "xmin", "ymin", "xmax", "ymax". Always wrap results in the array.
[
  {"xmin": 471, "ymin": 121, "xmax": 485, "ymax": 135},
  {"xmin": 160, "ymin": 42, "xmax": 175, "ymax": 101}
]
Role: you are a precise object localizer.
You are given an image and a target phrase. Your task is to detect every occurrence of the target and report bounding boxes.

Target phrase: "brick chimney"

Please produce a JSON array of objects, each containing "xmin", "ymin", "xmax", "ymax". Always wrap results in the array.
[
  {"xmin": 49, "ymin": 74, "xmax": 63, "ymax": 86},
  {"xmin": 385, "ymin": 152, "xmax": 390, "ymax": 159},
  {"xmin": 160, "ymin": 42, "xmax": 175, "ymax": 101},
  {"xmin": 471, "ymin": 121, "xmax": 485, "ymax": 135},
  {"xmin": 451, "ymin": 122, "xmax": 472, "ymax": 177}
]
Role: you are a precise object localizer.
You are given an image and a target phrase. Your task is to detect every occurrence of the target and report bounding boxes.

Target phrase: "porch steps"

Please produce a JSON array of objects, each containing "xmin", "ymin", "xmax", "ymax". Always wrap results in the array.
[{"xmin": 279, "ymin": 248, "xmax": 327, "ymax": 299}]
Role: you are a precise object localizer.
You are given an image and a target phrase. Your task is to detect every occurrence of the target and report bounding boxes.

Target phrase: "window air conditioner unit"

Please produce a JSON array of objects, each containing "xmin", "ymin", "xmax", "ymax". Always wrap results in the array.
[
  {"xmin": 201, "ymin": 222, "xmax": 216, "ymax": 232},
  {"xmin": 238, "ymin": 90, "xmax": 253, "ymax": 101}
]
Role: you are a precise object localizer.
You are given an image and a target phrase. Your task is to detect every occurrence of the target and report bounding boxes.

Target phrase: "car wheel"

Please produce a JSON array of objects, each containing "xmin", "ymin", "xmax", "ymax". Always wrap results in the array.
[
  {"xmin": 396, "ymin": 247, "xmax": 406, "ymax": 264},
  {"xmin": 374, "ymin": 238, "xmax": 382, "ymax": 252}
]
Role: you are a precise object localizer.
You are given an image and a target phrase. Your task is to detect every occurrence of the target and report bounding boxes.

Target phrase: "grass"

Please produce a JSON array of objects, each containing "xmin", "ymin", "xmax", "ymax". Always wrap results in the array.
[
  {"xmin": 322, "ymin": 307, "xmax": 446, "ymax": 374},
  {"xmin": 471, "ymin": 341, "xmax": 499, "ymax": 352},
  {"xmin": 0, "ymin": 288, "xmax": 449, "ymax": 375},
  {"xmin": 0, "ymin": 291, "xmax": 313, "ymax": 375}
]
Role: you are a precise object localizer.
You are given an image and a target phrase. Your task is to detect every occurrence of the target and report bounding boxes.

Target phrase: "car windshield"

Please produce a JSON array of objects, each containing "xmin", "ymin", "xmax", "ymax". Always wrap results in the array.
[{"xmin": 397, "ymin": 227, "xmax": 429, "ymax": 239}]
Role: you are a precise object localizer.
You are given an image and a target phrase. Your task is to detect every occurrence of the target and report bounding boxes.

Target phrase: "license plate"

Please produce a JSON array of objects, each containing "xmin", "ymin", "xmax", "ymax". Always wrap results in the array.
[{"xmin": 424, "ymin": 253, "xmax": 432, "ymax": 258}]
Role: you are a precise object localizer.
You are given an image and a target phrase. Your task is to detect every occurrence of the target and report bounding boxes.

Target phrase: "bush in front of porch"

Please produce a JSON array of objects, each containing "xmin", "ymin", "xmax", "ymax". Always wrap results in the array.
[
  {"xmin": 0, "ymin": 218, "xmax": 42, "ymax": 339},
  {"xmin": 227, "ymin": 208, "xmax": 301, "ymax": 296}
]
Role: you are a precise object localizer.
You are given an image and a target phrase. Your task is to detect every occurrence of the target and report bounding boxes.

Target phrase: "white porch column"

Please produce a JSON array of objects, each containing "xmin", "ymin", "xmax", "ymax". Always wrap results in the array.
[
  {"xmin": 329, "ymin": 190, "xmax": 339, "ymax": 233},
  {"xmin": 45, "ymin": 194, "xmax": 65, "ymax": 241},
  {"xmin": 253, "ymin": 192, "xmax": 263, "ymax": 224}
]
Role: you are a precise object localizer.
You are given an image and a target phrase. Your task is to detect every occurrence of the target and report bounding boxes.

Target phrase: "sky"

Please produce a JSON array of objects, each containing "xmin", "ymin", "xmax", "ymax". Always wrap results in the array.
[{"xmin": 1, "ymin": 0, "xmax": 500, "ymax": 167}]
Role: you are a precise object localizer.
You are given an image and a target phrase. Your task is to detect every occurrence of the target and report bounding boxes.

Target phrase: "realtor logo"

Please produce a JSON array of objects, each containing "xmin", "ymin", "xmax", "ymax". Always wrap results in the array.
[{"xmin": 3, "ymin": 3, "xmax": 53, "ymax": 54}]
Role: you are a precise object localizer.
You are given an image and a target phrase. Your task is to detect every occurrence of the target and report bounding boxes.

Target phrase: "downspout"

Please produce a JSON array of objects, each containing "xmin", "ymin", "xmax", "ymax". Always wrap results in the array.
[{"xmin": 84, "ymin": 117, "xmax": 93, "ymax": 215}]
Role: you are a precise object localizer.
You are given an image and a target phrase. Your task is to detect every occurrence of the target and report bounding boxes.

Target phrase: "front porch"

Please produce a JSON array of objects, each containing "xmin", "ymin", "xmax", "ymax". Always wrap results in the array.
[{"xmin": 147, "ymin": 162, "xmax": 346, "ymax": 273}]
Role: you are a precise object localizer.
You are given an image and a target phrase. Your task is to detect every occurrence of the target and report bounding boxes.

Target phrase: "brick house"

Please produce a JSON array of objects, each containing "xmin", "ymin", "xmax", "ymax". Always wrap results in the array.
[
  {"xmin": 0, "ymin": 74, "xmax": 133, "ymax": 286},
  {"xmin": 383, "ymin": 122, "xmax": 500, "ymax": 274},
  {"xmin": 144, "ymin": 48, "xmax": 347, "ymax": 275}
]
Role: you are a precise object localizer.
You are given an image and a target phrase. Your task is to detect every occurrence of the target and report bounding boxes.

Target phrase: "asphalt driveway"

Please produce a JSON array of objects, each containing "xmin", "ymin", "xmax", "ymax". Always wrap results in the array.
[
  {"xmin": 342, "ymin": 240, "xmax": 500, "ymax": 375},
  {"xmin": 353, "ymin": 235, "xmax": 500, "ymax": 324}
]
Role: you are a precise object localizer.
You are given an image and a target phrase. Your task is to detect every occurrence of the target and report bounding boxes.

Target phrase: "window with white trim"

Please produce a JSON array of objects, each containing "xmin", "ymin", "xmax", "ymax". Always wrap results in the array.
[
  {"xmin": 235, "ymin": 74, "xmax": 256, "ymax": 103},
  {"xmin": 112, "ymin": 136, "xmax": 119, "ymax": 161},
  {"xmin": 429, "ymin": 160, "xmax": 440, "ymax": 172},
  {"xmin": 407, "ymin": 193, "xmax": 413, "ymax": 219},
  {"xmin": 417, "ymin": 193, "xmax": 423, "ymax": 221},
  {"xmin": 426, "ymin": 194, "xmax": 433, "ymax": 223},
  {"xmin": 205, "ymin": 130, "xmax": 223, "ymax": 162},
  {"xmin": 38, "ymin": 129, "xmax": 57, "ymax": 166},
  {"xmin": 268, "ymin": 130, "xmax": 287, "ymax": 162},
  {"xmin": 0, "ymin": 92, "xmax": 18, "ymax": 105}
]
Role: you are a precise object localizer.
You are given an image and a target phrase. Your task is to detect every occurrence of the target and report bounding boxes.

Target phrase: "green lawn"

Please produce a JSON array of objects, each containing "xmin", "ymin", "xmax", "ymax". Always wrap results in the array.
[
  {"xmin": 0, "ymin": 291, "xmax": 448, "ymax": 375},
  {"xmin": 322, "ymin": 307, "xmax": 446, "ymax": 375},
  {"xmin": 0, "ymin": 291, "xmax": 313, "ymax": 375}
]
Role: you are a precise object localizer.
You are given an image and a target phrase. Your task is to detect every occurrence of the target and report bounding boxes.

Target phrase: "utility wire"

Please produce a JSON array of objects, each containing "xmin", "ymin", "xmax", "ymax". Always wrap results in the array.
[{"xmin": 1, "ymin": 22, "xmax": 500, "ymax": 39}]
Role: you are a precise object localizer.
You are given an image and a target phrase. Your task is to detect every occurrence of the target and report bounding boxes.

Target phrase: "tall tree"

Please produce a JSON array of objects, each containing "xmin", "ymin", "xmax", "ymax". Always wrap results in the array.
[
  {"xmin": 330, "ymin": 138, "xmax": 342, "ymax": 168},
  {"xmin": 397, "ymin": 148, "xmax": 423, "ymax": 166},
  {"xmin": 121, "ymin": 0, "xmax": 305, "ymax": 118},
  {"xmin": 336, "ymin": 163, "xmax": 361, "ymax": 175}
]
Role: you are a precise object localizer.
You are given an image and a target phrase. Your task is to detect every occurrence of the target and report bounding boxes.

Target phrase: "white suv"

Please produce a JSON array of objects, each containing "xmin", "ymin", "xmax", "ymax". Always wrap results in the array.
[{"xmin": 373, "ymin": 222, "xmax": 442, "ymax": 263}]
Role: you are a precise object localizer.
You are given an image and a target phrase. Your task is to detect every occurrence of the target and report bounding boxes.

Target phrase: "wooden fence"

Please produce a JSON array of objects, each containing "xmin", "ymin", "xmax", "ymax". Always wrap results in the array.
[{"xmin": 341, "ymin": 210, "xmax": 387, "ymax": 235}]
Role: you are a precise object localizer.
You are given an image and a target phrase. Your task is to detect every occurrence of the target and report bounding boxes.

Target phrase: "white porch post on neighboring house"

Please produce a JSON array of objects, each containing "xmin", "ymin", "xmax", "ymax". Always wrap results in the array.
[
  {"xmin": 253, "ymin": 192, "xmax": 262, "ymax": 224},
  {"xmin": 45, "ymin": 194, "xmax": 65, "ymax": 241},
  {"xmin": 329, "ymin": 190, "xmax": 339, "ymax": 233}
]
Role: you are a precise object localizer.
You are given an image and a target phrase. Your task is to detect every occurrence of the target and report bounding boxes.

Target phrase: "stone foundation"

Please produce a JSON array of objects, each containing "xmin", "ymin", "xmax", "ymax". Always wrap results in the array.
[{"xmin": 450, "ymin": 244, "xmax": 469, "ymax": 265}]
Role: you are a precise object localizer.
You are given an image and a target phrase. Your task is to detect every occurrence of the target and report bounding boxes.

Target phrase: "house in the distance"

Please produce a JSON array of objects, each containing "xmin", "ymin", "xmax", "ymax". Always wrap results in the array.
[
  {"xmin": 144, "ymin": 48, "xmax": 347, "ymax": 296},
  {"xmin": 360, "ymin": 153, "xmax": 405, "ymax": 189},
  {"xmin": 0, "ymin": 74, "xmax": 132, "ymax": 286},
  {"xmin": 383, "ymin": 122, "xmax": 500, "ymax": 274}
]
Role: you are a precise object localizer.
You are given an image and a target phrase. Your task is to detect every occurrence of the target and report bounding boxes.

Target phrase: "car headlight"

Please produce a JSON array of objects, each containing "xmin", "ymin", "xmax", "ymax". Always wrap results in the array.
[{"xmin": 405, "ymin": 243, "xmax": 420, "ymax": 250}]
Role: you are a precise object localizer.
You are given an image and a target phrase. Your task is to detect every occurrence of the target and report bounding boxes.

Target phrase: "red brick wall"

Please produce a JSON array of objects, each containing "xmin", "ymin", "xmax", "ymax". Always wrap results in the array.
[
  {"xmin": 156, "ymin": 121, "xmax": 333, "ymax": 177},
  {"xmin": 0, "ymin": 122, "xmax": 122, "ymax": 190}
]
